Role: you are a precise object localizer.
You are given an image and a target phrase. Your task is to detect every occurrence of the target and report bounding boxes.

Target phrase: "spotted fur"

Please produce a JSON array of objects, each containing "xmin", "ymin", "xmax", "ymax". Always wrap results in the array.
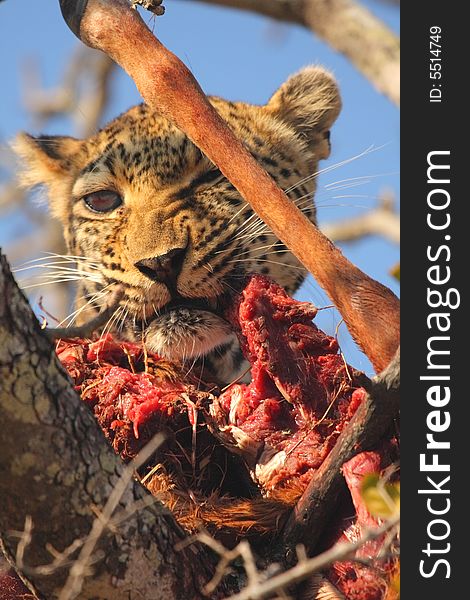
[{"xmin": 14, "ymin": 67, "xmax": 341, "ymax": 383}]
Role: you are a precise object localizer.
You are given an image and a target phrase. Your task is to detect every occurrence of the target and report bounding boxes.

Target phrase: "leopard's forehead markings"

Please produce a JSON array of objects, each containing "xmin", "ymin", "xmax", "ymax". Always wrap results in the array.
[
  {"xmin": 78, "ymin": 98, "xmax": 308, "ymax": 193},
  {"xmin": 79, "ymin": 105, "xmax": 208, "ymax": 188}
]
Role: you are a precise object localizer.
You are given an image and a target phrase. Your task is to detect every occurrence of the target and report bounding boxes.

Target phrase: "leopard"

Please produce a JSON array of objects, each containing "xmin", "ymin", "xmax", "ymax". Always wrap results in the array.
[{"xmin": 14, "ymin": 66, "xmax": 341, "ymax": 385}]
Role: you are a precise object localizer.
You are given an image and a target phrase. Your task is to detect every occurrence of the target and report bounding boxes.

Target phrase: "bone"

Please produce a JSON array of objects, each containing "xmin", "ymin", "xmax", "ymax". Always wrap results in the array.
[{"xmin": 57, "ymin": 0, "xmax": 399, "ymax": 373}]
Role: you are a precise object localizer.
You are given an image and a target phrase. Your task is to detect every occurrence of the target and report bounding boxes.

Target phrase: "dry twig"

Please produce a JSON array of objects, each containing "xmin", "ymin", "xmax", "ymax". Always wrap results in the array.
[
  {"xmin": 321, "ymin": 194, "xmax": 400, "ymax": 245},
  {"xmin": 58, "ymin": 433, "xmax": 164, "ymax": 600},
  {"xmin": 282, "ymin": 348, "xmax": 400, "ymax": 553},
  {"xmin": 192, "ymin": 515, "xmax": 400, "ymax": 599}
]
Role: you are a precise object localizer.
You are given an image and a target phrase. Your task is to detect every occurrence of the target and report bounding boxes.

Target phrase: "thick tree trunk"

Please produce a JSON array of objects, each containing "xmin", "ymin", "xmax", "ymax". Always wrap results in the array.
[{"xmin": 0, "ymin": 253, "xmax": 228, "ymax": 599}]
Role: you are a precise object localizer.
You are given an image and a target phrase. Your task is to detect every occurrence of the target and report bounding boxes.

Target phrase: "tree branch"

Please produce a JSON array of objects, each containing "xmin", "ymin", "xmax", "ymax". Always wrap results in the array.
[
  {"xmin": 281, "ymin": 348, "xmax": 400, "ymax": 554},
  {"xmin": 59, "ymin": 0, "xmax": 399, "ymax": 375},
  {"xmin": 0, "ymin": 252, "xmax": 228, "ymax": 599},
  {"xmin": 22, "ymin": 47, "xmax": 116, "ymax": 137},
  {"xmin": 228, "ymin": 515, "xmax": 399, "ymax": 600},
  {"xmin": 321, "ymin": 195, "xmax": 400, "ymax": 245},
  {"xmin": 181, "ymin": 0, "xmax": 400, "ymax": 105}
]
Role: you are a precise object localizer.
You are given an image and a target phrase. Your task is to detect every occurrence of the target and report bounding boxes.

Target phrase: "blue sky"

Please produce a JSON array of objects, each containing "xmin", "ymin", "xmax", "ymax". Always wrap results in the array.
[{"xmin": 0, "ymin": 1, "xmax": 399, "ymax": 374}]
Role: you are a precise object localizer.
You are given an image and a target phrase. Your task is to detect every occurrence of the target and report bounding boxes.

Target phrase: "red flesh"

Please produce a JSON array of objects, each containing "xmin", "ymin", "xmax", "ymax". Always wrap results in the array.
[
  {"xmin": 53, "ymin": 275, "xmax": 397, "ymax": 599},
  {"xmin": 320, "ymin": 446, "xmax": 398, "ymax": 600},
  {"xmin": 211, "ymin": 275, "xmax": 367, "ymax": 491}
]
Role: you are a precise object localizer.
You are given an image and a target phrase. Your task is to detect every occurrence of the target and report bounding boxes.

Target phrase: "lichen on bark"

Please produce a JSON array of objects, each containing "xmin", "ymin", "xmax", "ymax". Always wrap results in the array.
[{"xmin": 0, "ymin": 253, "xmax": 224, "ymax": 599}]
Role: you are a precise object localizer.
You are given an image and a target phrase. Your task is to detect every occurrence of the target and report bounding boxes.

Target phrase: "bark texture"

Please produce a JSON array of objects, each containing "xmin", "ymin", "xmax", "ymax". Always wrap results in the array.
[{"xmin": 0, "ymin": 253, "xmax": 227, "ymax": 600}]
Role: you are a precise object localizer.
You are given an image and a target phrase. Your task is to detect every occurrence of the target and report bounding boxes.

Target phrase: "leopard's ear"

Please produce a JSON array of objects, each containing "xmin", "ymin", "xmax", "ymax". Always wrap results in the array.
[
  {"xmin": 266, "ymin": 66, "xmax": 341, "ymax": 158},
  {"xmin": 12, "ymin": 133, "xmax": 85, "ymax": 188}
]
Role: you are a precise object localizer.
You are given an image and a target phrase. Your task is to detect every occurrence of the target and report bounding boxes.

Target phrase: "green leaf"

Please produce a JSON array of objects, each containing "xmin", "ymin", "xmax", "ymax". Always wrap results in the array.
[
  {"xmin": 390, "ymin": 262, "xmax": 400, "ymax": 282},
  {"xmin": 361, "ymin": 473, "xmax": 400, "ymax": 518}
]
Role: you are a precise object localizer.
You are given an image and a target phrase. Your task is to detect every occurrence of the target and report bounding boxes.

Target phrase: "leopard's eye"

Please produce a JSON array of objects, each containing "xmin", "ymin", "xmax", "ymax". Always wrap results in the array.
[{"xmin": 83, "ymin": 190, "xmax": 122, "ymax": 213}]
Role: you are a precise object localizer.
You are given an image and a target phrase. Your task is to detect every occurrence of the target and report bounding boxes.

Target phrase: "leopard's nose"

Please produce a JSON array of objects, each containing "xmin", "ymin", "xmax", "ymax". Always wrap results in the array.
[{"xmin": 134, "ymin": 247, "xmax": 186, "ymax": 288}]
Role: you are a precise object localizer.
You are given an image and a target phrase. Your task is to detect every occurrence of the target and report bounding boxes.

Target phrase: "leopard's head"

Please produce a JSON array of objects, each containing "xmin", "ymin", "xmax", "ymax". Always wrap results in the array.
[{"xmin": 14, "ymin": 67, "xmax": 340, "ymax": 380}]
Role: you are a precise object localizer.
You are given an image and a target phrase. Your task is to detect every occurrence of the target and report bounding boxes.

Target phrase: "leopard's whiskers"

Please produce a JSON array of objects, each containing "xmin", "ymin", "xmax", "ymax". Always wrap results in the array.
[
  {"xmin": 14, "ymin": 253, "xmax": 103, "ymax": 291},
  {"xmin": 99, "ymin": 303, "xmax": 127, "ymax": 341},
  {"xmin": 117, "ymin": 300, "xmax": 131, "ymax": 333},
  {"xmin": 226, "ymin": 257, "xmax": 306, "ymax": 270},
  {"xmin": 283, "ymin": 144, "xmax": 382, "ymax": 194},
  {"xmin": 224, "ymin": 144, "xmax": 388, "ymax": 249},
  {"xmin": 61, "ymin": 284, "xmax": 114, "ymax": 329}
]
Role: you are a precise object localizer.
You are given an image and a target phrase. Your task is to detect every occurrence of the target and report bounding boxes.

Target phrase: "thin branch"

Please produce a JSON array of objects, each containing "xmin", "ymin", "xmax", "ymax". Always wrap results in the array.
[
  {"xmin": 45, "ymin": 285, "xmax": 124, "ymax": 340},
  {"xmin": 58, "ymin": 433, "xmax": 164, "ymax": 600},
  {"xmin": 321, "ymin": 194, "xmax": 400, "ymax": 245},
  {"xmin": 22, "ymin": 47, "xmax": 116, "ymax": 137},
  {"xmin": 11, "ymin": 520, "xmax": 84, "ymax": 578},
  {"xmin": 178, "ymin": 534, "xmax": 261, "ymax": 595},
  {"xmin": 180, "ymin": 0, "xmax": 400, "ymax": 105},
  {"xmin": 226, "ymin": 515, "xmax": 399, "ymax": 599},
  {"xmin": 281, "ymin": 347, "xmax": 400, "ymax": 553}
]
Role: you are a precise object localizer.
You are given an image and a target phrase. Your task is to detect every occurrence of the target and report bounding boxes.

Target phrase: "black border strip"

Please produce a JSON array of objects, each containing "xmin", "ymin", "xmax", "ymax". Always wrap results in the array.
[{"xmin": 401, "ymin": 3, "xmax": 465, "ymax": 597}]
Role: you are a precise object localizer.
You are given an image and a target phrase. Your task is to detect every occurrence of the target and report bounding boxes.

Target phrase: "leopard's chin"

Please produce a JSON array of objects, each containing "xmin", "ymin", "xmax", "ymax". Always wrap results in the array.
[{"xmin": 144, "ymin": 305, "xmax": 233, "ymax": 361}]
